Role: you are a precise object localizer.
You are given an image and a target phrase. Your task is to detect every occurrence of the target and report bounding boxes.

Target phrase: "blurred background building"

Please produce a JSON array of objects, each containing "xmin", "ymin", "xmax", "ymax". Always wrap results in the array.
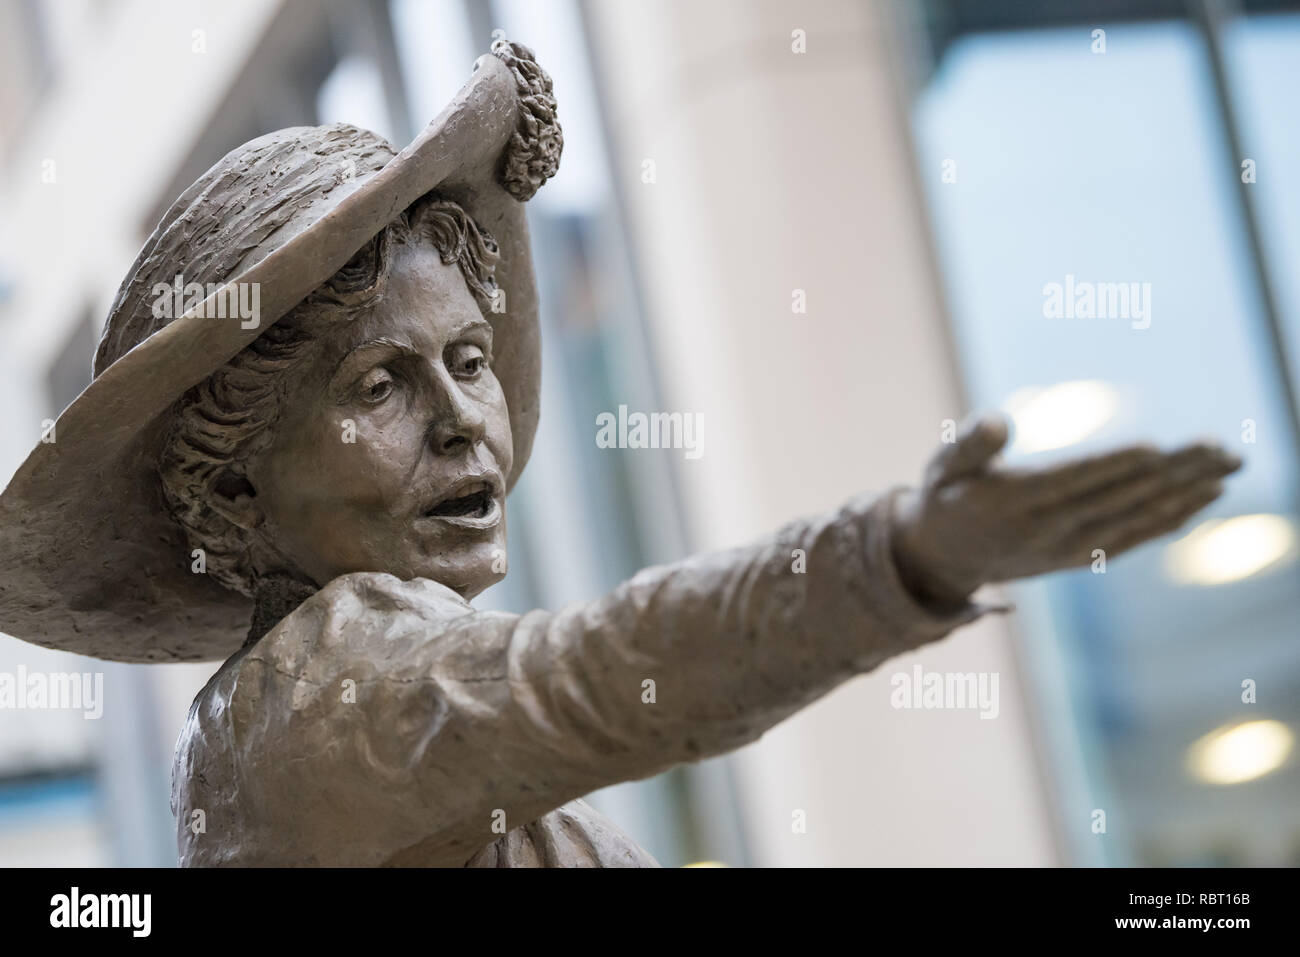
[{"xmin": 0, "ymin": 0, "xmax": 1295, "ymax": 866}]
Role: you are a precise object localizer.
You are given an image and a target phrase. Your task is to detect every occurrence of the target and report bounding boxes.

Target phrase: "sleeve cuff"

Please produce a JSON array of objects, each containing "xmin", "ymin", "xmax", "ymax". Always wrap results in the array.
[{"xmin": 844, "ymin": 486, "xmax": 1006, "ymax": 649}]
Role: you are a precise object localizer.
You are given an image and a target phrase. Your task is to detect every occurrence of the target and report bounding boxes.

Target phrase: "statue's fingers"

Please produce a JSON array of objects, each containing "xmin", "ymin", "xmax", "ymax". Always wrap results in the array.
[
  {"xmin": 1043, "ymin": 445, "xmax": 1240, "ymax": 528},
  {"xmin": 1015, "ymin": 444, "xmax": 1160, "ymax": 506},
  {"xmin": 1057, "ymin": 479, "xmax": 1225, "ymax": 564},
  {"xmin": 929, "ymin": 413, "xmax": 1010, "ymax": 486},
  {"xmin": 1020, "ymin": 441, "xmax": 1236, "ymax": 508}
]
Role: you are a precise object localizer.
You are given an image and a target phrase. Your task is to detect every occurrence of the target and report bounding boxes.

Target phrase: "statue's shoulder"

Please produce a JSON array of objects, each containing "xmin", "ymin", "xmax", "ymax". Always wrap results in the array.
[
  {"xmin": 250, "ymin": 571, "xmax": 475, "ymax": 667},
  {"xmin": 181, "ymin": 572, "xmax": 479, "ymax": 737},
  {"xmin": 302, "ymin": 570, "xmax": 474, "ymax": 629},
  {"xmin": 172, "ymin": 573, "xmax": 484, "ymax": 864}
]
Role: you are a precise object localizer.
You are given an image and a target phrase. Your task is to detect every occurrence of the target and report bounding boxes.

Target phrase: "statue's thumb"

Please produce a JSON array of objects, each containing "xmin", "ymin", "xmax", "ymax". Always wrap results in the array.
[{"xmin": 932, "ymin": 414, "xmax": 1010, "ymax": 485}]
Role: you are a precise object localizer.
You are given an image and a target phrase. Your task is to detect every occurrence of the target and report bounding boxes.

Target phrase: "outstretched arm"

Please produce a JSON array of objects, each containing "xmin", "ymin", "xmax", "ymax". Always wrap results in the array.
[{"xmin": 201, "ymin": 416, "xmax": 1239, "ymax": 866}]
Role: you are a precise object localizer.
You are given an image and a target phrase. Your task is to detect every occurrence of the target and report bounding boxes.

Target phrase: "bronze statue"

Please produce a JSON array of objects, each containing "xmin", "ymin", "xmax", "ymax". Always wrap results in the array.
[{"xmin": 0, "ymin": 42, "xmax": 1240, "ymax": 866}]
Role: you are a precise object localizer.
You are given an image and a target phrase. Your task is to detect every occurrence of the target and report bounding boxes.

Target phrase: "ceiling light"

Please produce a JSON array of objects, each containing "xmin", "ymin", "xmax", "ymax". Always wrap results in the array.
[
  {"xmin": 1164, "ymin": 513, "xmax": 1295, "ymax": 586},
  {"xmin": 1187, "ymin": 719, "xmax": 1293, "ymax": 785},
  {"xmin": 1002, "ymin": 380, "xmax": 1120, "ymax": 454}
]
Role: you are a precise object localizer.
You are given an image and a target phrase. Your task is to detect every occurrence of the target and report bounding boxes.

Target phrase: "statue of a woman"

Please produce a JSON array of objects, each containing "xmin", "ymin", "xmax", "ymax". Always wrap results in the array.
[{"xmin": 0, "ymin": 43, "xmax": 1239, "ymax": 866}]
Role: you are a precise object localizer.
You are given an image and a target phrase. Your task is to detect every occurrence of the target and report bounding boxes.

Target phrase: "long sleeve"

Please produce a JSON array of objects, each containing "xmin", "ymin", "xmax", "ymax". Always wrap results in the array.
[{"xmin": 173, "ymin": 487, "xmax": 992, "ymax": 866}]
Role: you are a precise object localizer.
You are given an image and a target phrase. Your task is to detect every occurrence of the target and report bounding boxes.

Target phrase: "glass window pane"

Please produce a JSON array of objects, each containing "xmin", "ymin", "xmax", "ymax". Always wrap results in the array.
[{"xmin": 912, "ymin": 20, "xmax": 1300, "ymax": 866}]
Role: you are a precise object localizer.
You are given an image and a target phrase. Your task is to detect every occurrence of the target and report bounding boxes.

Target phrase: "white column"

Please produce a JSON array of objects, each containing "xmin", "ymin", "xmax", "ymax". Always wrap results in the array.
[{"xmin": 582, "ymin": 0, "xmax": 1060, "ymax": 865}]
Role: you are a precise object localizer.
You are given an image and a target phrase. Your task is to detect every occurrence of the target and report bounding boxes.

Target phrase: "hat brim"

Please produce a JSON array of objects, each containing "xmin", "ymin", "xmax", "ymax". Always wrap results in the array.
[{"xmin": 0, "ymin": 47, "xmax": 554, "ymax": 662}]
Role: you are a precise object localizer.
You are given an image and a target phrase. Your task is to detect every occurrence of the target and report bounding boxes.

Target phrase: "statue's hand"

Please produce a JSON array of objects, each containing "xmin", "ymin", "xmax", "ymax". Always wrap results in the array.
[{"xmin": 889, "ymin": 414, "xmax": 1243, "ymax": 607}]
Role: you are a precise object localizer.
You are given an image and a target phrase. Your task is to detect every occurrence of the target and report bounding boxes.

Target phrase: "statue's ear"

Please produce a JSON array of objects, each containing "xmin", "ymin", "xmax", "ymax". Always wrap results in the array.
[{"xmin": 206, "ymin": 468, "xmax": 263, "ymax": 532}]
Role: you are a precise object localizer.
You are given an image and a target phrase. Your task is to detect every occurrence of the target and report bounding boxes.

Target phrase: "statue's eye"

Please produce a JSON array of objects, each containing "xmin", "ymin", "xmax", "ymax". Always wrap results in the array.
[
  {"xmin": 356, "ymin": 368, "xmax": 394, "ymax": 404},
  {"xmin": 449, "ymin": 343, "xmax": 487, "ymax": 379}
]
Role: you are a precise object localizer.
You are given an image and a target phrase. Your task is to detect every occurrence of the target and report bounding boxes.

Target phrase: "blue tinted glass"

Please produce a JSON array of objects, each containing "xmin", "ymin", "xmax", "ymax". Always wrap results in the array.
[{"xmin": 914, "ymin": 20, "xmax": 1300, "ymax": 866}]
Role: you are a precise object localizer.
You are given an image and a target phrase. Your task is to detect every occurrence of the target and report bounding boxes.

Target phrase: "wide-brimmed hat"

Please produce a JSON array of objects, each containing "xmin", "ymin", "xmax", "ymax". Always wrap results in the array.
[{"xmin": 0, "ymin": 41, "xmax": 561, "ymax": 663}]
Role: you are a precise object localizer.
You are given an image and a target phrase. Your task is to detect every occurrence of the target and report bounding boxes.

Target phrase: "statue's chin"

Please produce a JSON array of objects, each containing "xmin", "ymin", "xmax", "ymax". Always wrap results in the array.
[
  {"xmin": 441, "ymin": 570, "xmax": 504, "ymax": 603},
  {"xmin": 417, "ymin": 552, "xmax": 508, "ymax": 603}
]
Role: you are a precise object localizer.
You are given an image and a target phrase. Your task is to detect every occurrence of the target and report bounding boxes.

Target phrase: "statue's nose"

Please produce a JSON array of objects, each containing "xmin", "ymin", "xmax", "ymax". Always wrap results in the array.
[{"xmin": 427, "ymin": 376, "xmax": 487, "ymax": 454}]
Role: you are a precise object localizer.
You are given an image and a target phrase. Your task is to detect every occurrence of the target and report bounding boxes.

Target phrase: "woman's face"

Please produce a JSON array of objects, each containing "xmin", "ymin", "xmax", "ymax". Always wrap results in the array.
[{"xmin": 245, "ymin": 239, "xmax": 513, "ymax": 598}]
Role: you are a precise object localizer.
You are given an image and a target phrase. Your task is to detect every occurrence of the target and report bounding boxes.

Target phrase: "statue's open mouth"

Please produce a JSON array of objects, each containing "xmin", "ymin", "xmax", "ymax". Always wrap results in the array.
[
  {"xmin": 427, "ymin": 485, "xmax": 494, "ymax": 518},
  {"xmin": 422, "ymin": 477, "xmax": 502, "ymax": 526}
]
